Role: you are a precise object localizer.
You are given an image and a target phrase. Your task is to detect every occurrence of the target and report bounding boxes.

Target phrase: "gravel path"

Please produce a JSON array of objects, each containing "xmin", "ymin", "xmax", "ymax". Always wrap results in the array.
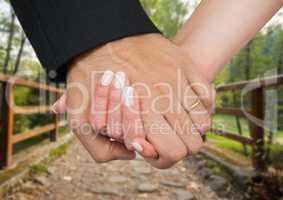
[{"xmin": 7, "ymin": 140, "xmax": 225, "ymax": 200}]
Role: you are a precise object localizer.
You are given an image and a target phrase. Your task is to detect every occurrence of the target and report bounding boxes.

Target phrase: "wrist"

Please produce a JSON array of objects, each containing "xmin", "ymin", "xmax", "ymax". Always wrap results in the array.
[{"xmin": 179, "ymin": 45, "xmax": 221, "ymax": 83}]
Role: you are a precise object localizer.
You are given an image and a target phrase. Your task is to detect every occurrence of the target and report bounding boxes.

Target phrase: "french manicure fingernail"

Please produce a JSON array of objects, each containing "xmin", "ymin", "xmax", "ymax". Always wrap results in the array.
[
  {"xmin": 114, "ymin": 71, "xmax": 126, "ymax": 89},
  {"xmin": 101, "ymin": 70, "xmax": 114, "ymax": 86},
  {"xmin": 51, "ymin": 103, "xmax": 58, "ymax": 114},
  {"xmin": 132, "ymin": 142, "xmax": 143, "ymax": 153},
  {"xmin": 123, "ymin": 86, "xmax": 134, "ymax": 107}
]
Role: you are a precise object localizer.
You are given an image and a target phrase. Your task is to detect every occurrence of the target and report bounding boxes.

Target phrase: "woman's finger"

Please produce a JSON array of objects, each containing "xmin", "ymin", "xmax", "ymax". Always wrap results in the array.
[
  {"xmin": 107, "ymin": 72, "xmax": 127, "ymax": 139},
  {"xmin": 122, "ymin": 86, "xmax": 158, "ymax": 158},
  {"xmin": 52, "ymin": 93, "xmax": 67, "ymax": 114},
  {"xmin": 66, "ymin": 76, "xmax": 136, "ymax": 162},
  {"xmin": 89, "ymin": 70, "xmax": 114, "ymax": 132}
]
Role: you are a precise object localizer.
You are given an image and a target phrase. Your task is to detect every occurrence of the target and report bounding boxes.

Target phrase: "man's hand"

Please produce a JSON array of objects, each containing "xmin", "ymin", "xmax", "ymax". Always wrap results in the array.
[{"xmin": 63, "ymin": 33, "xmax": 213, "ymax": 168}]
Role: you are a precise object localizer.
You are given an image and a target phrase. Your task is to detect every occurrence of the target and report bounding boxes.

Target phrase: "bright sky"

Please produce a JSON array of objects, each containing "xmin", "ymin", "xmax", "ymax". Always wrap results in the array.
[
  {"xmin": 182, "ymin": 0, "xmax": 283, "ymax": 28},
  {"xmin": 1, "ymin": 0, "xmax": 283, "ymax": 29}
]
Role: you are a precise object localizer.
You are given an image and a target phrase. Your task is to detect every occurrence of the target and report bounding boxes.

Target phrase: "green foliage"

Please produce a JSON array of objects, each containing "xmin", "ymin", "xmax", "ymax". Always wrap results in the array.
[
  {"xmin": 49, "ymin": 143, "xmax": 68, "ymax": 160},
  {"xmin": 216, "ymin": 25, "xmax": 283, "ymax": 84},
  {"xmin": 215, "ymin": 25, "xmax": 283, "ymax": 131},
  {"xmin": 140, "ymin": 0, "xmax": 188, "ymax": 38},
  {"xmin": 30, "ymin": 163, "xmax": 48, "ymax": 176}
]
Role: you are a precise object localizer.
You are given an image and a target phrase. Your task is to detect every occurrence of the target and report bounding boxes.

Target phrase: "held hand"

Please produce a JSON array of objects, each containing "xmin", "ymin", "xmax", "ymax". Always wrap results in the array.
[
  {"xmin": 53, "ymin": 72, "xmax": 159, "ymax": 159},
  {"xmin": 54, "ymin": 33, "xmax": 214, "ymax": 168}
]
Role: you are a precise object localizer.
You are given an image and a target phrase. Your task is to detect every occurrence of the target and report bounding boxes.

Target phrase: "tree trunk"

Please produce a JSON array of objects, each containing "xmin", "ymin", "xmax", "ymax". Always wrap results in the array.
[
  {"xmin": 12, "ymin": 33, "xmax": 26, "ymax": 75},
  {"xmin": 245, "ymin": 40, "xmax": 253, "ymax": 80},
  {"xmin": 3, "ymin": 11, "xmax": 15, "ymax": 74},
  {"xmin": 277, "ymin": 42, "xmax": 283, "ymax": 74}
]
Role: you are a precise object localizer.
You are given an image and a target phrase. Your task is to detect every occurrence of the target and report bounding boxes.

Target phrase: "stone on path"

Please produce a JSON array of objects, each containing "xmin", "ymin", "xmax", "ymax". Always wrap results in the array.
[
  {"xmin": 7, "ymin": 141, "xmax": 227, "ymax": 200},
  {"xmin": 175, "ymin": 189, "xmax": 195, "ymax": 200},
  {"xmin": 33, "ymin": 176, "xmax": 50, "ymax": 186},
  {"xmin": 47, "ymin": 167, "xmax": 56, "ymax": 176},
  {"xmin": 159, "ymin": 169, "xmax": 180, "ymax": 177},
  {"xmin": 62, "ymin": 176, "xmax": 72, "ymax": 181},
  {"xmin": 160, "ymin": 180, "xmax": 185, "ymax": 188},
  {"xmin": 110, "ymin": 175, "xmax": 128, "ymax": 183},
  {"xmin": 91, "ymin": 187, "xmax": 124, "ymax": 196},
  {"xmin": 134, "ymin": 166, "xmax": 152, "ymax": 175},
  {"xmin": 22, "ymin": 181, "xmax": 37, "ymax": 191},
  {"xmin": 196, "ymin": 168, "xmax": 212, "ymax": 180},
  {"xmin": 158, "ymin": 197, "xmax": 171, "ymax": 200},
  {"xmin": 208, "ymin": 175, "xmax": 227, "ymax": 192},
  {"xmin": 137, "ymin": 183, "xmax": 159, "ymax": 193},
  {"xmin": 14, "ymin": 193, "xmax": 28, "ymax": 200}
]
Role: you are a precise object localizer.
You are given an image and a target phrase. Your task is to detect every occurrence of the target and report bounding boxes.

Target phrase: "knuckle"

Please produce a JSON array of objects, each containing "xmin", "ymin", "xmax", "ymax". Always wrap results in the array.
[
  {"xmin": 147, "ymin": 158, "xmax": 175, "ymax": 170},
  {"xmin": 188, "ymin": 139, "xmax": 204, "ymax": 155},
  {"xmin": 164, "ymin": 146, "xmax": 187, "ymax": 164},
  {"xmin": 93, "ymin": 155, "xmax": 109, "ymax": 163},
  {"xmin": 93, "ymin": 147, "xmax": 114, "ymax": 163},
  {"xmin": 199, "ymin": 115, "xmax": 212, "ymax": 133},
  {"xmin": 154, "ymin": 162, "xmax": 175, "ymax": 170}
]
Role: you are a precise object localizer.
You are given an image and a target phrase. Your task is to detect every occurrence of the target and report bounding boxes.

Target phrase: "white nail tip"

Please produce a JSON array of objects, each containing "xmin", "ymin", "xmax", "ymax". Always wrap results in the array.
[
  {"xmin": 114, "ymin": 72, "xmax": 126, "ymax": 89},
  {"xmin": 132, "ymin": 142, "xmax": 143, "ymax": 153},
  {"xmin": 123, "ymin": 86, "xmax": 134, "ymax": 107},
  {"xmin": 51, "ymin": 104, "xmax": 58, "ymax": 114},
  {"xmin": 101, "ymin": 70, "xmax": 114, "ymax": 86}
]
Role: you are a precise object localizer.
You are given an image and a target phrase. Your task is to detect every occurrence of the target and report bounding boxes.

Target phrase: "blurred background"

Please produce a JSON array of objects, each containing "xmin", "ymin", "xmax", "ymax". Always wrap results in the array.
[{"xmin": 0, "ymin": 0, "xmax": 283, "ymax": 200}]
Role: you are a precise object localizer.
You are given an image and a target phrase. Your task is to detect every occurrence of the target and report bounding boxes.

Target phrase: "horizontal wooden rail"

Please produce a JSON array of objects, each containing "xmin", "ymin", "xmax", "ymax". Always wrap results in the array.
[
  {"xmin": 12, "ymin": 120, "xmax": 67, "ymax": 144},
  {"xmin": 0, "ymin": 72, "xmax": 67, "ymax": 168},
  {"xmin": 13, "ymin": 124, "xmax": 56, "ymax": 144},
  {"xmin": 215, "ymin": 107, "xmax": 247, "ymax": 117},
  {"xmin": 216, "ymin": 74, "xmax": 283, "ymax": 92},
  {"xmin": 13, "ymin": 105, "xmax": 53, "ymax": 114},
  {"xmin": 210, "ymin": 129, "xmax": 254, "ymax": 145},
  {"xmin": 0, "ymin": 73, "xmax": 64, "ymax": 93}
]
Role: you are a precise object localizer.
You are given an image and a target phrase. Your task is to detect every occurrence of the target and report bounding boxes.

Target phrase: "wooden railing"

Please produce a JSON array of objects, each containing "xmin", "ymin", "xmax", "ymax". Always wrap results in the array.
[
  {"xmin": 211, "ymin": 74, "xmax": 283, "ymax": 172},
  {"xmin": 0, "ymin": 73, "xmax": 66, "ymax": 168},
  {"xmin": 0, "ymin": 71, "xmax": 282, "ymax": 170}
]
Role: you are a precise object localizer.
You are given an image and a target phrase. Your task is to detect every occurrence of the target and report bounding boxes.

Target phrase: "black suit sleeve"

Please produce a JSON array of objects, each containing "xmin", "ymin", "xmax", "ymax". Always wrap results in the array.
[{"xmin": 10, "ymin": 0, "xmax": 160, "ymax": 82}]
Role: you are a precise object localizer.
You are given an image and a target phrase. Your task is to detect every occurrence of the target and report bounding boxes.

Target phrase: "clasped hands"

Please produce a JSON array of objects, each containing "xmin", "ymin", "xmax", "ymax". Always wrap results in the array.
[{"xmin": 53, "ymin": 33, "xmax": 215, "ymax": 169}]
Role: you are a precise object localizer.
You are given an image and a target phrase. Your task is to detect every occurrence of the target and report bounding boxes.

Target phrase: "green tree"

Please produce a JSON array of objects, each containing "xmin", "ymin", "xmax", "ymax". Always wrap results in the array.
[{"xmin": 140, "ymin": 0, "xmax": 188, "ymax": 38}]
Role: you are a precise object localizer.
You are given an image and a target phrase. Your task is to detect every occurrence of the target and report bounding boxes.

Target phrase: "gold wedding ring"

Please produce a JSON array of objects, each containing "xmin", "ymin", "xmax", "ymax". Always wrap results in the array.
[{"xmin": 188, "ymin": 99, "xmax": 201, "ymax": 112}]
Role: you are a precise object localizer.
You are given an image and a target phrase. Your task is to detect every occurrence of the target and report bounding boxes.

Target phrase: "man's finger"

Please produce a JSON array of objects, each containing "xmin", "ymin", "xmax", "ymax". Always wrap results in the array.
[
  {"xmin": 136, "ymin": 86, "xmax": 188, "ymax": 169},
  {"xmin": 107, "ymin": 72, "xmax": 127, "ymax": 139}
]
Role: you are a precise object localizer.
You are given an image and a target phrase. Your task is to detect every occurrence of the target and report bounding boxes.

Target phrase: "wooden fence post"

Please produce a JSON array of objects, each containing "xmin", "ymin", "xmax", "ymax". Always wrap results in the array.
[
  {"xmin": 50, "ymin": 91, "xmax": 58, "ymax": 142},
  {"xmin": 249, "ymin": 87, "xmax": 266, "ymax": 172},
  {"xmin": 0, "ymin": 83, "xmax": 14, "ymax": 168}
]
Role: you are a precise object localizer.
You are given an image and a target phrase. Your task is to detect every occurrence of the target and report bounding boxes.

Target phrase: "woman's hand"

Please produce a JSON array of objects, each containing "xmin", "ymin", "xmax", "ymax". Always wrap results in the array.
[
  {"xmin": 174, "ymin": 0, "xmax": 283, "ymax": 82},
  {"xmin": 53, "ymin": 33, "xmax": 213, "ymax": 168},
  {"xmin": 53, "ymin": 71, "xmax": 159, "ymax": 158}
]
